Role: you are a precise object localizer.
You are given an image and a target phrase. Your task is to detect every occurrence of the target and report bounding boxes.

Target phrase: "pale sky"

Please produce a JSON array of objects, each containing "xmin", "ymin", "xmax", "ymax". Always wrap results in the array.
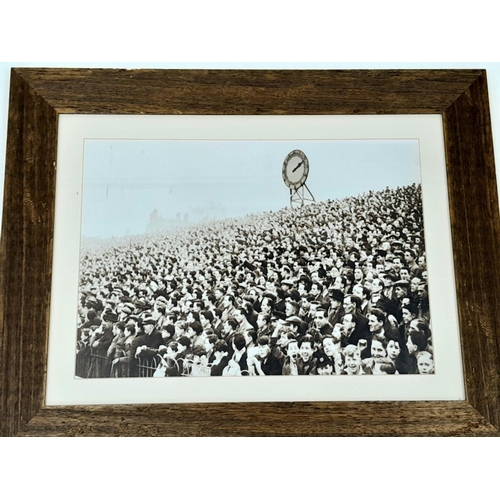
[{"xmin": 81, "ymin": 139, "xmax": 421, "ymax": 238}]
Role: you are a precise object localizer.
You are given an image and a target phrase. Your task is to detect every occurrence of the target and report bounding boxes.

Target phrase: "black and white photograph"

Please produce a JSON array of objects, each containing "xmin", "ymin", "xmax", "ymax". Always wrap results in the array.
[{"xmin": 75, "ymin": 138, "xmax": 433, "ymax": 379}]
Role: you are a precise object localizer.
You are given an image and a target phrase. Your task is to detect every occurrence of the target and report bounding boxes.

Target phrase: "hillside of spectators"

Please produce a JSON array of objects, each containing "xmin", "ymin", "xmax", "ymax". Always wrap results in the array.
[{"xmin": 76, "ymin": 183, "xmax": 433, "ymax": 378}]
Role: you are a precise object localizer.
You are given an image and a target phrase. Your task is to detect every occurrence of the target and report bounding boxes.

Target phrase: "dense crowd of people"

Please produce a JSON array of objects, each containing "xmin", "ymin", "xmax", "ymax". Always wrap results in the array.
[{"xmin": 76, "ymin": 183, "xmax": 434, "ymax": 378}]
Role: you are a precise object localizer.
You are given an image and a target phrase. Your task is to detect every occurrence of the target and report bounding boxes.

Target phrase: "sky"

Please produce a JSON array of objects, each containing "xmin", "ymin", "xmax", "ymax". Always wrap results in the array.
[{"xmin": 81, "ymin": 139, "xmax": 421, "ymax": 238}]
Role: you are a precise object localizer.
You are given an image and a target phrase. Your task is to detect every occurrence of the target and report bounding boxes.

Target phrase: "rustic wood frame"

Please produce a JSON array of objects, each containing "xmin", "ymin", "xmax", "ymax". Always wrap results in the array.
[{"xmin": 1, "ymin": 68, "xmax": 499, "ymax": 436}]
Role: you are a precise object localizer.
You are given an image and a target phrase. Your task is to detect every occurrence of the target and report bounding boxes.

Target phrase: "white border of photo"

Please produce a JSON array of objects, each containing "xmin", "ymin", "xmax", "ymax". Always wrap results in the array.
[{"xmin": 45, "ymin": 115, "xmax": 464, "ymax": 405}]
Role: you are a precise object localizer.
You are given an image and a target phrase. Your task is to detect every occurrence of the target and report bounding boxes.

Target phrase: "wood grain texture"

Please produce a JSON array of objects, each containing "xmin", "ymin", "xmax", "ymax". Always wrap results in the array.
[
  {"xmin": 442, "ymin": 72, "xmax": 500, "ymax": 428},
  {"xmin": 14, "ymin": 68, "xmax": 482, "ymax": 115},
  {"xmin": 16, "ymin": 401, "xmax": 497, "ymax": 437},
  {"xmin": 1, "ymin": 68, "xmax": 499, "ymax": 436}
]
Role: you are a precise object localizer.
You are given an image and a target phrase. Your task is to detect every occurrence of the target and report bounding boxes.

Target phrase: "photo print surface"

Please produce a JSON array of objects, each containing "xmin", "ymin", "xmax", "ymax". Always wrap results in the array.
[{"xmin": 76, "ymin": 139, "xmax": 433, "ymax": 379}]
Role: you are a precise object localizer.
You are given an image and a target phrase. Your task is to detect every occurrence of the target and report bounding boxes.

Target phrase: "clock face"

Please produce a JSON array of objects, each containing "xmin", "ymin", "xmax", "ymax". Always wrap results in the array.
[{"xmin": 282, "ymin": 150, "xmax": 309, "ymax": 189}]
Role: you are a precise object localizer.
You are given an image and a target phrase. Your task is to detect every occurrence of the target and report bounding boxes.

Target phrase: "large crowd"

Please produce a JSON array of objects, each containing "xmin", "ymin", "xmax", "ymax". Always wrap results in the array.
[{"xmin": 76, "ymin": 183, "xmax": 434, "ymax": 378}]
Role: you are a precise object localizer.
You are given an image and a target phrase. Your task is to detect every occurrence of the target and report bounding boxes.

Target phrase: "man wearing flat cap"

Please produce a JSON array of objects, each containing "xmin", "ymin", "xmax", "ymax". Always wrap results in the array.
[
  {"xmin": 327, "ymin": 288, "xmax": 345, "ymax": 327},
  {"xmin": 130, "ymin": 315, "xmax": 164, "ymax": 376}
]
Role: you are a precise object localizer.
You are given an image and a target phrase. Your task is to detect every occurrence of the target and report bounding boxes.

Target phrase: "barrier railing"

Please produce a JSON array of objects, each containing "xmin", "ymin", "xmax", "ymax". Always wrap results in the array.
[{"xmin": 74, "ymin": 350, "xmax": 250, "ymax": 377}]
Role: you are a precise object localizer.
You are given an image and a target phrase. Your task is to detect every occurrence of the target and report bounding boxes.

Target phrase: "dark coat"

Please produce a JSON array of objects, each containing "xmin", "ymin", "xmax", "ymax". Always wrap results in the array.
[{"xmin": 256, "ymin": 353, "xmax": 283, "ymax": 376}]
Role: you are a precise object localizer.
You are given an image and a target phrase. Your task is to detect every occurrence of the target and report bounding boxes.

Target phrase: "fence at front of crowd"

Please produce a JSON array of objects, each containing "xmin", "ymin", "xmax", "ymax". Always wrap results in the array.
[{"xmin": 75, "ymin": 349, "xmax": 215, "ymax": 378}]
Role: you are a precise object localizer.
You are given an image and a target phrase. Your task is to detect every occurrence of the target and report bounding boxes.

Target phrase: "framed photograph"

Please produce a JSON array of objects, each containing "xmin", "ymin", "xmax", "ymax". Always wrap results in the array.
[{"xmin": 1, "ymin": 68, "xmax": 499, "ymax": 436}]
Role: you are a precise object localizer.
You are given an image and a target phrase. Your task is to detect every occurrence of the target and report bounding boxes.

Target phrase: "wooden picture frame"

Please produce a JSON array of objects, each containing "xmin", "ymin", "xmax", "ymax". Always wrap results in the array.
[{"xmin": 1, "ymin": 68, "xmax": 499, "ymax": 436}]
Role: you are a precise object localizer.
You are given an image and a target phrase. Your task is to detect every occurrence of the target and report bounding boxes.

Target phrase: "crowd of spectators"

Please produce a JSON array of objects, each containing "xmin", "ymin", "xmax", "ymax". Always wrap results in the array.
[{"xmin": 76, "ymin": 183, "xmax": 434, "ymax": 378}]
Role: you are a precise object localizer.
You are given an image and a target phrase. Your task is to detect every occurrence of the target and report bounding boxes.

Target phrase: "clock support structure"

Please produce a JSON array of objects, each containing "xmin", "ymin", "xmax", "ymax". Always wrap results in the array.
[{"xmin": 290, "ymin": 183, "xmax": 315, "ymax": 209}]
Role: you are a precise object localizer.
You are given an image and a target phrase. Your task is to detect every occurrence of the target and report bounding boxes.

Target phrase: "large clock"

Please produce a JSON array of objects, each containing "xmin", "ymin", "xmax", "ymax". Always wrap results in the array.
[{"xmin": 282, "ymin": 149, "xmax": 309, "ymax": 190}]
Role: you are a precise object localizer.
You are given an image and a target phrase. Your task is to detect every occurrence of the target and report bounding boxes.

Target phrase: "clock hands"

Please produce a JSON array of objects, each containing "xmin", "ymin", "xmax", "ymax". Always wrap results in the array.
[{"xmin": 292, "ymin": 159, "xmax": 304, "ymax": 173}]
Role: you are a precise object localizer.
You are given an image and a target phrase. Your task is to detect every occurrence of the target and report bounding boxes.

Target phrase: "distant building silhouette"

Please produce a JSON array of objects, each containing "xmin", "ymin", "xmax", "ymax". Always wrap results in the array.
[{"xmin": 146, "ymin": 209, "xmax": 190, "ymax": 233}]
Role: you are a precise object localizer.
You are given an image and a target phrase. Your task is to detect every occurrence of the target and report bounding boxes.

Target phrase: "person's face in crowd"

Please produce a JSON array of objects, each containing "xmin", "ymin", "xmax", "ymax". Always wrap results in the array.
[
  {"xmin": 417, "ymin": 352, "xmax": 434, "ymax": 374},
  {"xmin": 317, "ymin": 363, "xmax": 334, "ymax": 375},
  {"xmin": 332, "ymin": 323, "xmax": 343, "ymax": 342},
  {"xmin": 392, "ymin": 258, "xmax": 402, "ymax": 272},
  {"xmin": 144, "ymin": 323, "xmax": 155, "ymax": 335},
  {"xmin": 400, "ymin": 268, "xmax": 410, "ymax": 281},
  {"xmin": 365, "ymin": 272, "xmax": 374, "ymax": 282},
  {"xmin": 261, "ymin": 298, "xmax": 272, "ymax": 314},
  {"xmin": 223, "ymin": 296, "xmax": 233, "ymax": 309},
  {"xmin": 381, "ymin": 274, "xmax": 393, "ymax": 289},
  {"xmin": 214, "ymin": 289, "xmax": 223, "ymax": 301},
  {"xmin": 410, "ymin": 277, "xmax": 421, "ymax": 293},
  {"xmin": 335, "ymin": 258, "xmax": 344, "ymax": 270},
  {"xmin": 368, "ymin": 314, "xmax": 384, "ymax": 334},
  {"xmin": 329, "ymin": 267, "xmax": 340, "ymax": 279},
  {"xmin": 285, "ymin": 302, "xmax": 295, "ymax": 317},
  {"xmin": 223, "ymin": 322, "xmax": 233, "ymax": 335},
  {"xmin": 404, "ymin": 251, "xmax": 415, "ymax": 264},
  {"xmin": 421, "ymin": 270, "xmax": 428, "ymax": 281},
  {"xmin": 381, "ymin": 241, "xmax": 391, "ymax": 252},
  {"xmin": 258, "ymin": 343, "xmax": 271, "ymax": 359},
  {"xmin": 342, "ymin": 314, "xmax": 356, "ymax": 334},
  {"xmin": 322, "ymin": 337, "xmax": 337, "ymax": 357},
  {"xmin": 418, "ymin": 255, "xmax": 426, "ymax": 267},
  {"xmin": 193, "ymin": 353, "xmax": 208, "ymax": 367},
  {"xmin": 298, "ymin": 282, "xmax": 307, "ymax": 296},
  {"xmin": 354, "ymin": 268, "xmax": 364, "ymax": 282},
  {"xmin": 401, "ymin": 308, "xmax": 415, "ymax": 325},
  {"xmin": 233, "ymin": 309, "xmax": 244, "ymax": 323},
  {"xmin": 200, "ymin": 315, "xmax": 210, "ymax": 328},
  {"xmin": 376, "ymin": 263, "xmax": 385, "ymax": 274},
  {"xmin": 329, "ymin": 297, "xmax": 341, "ymax": 312},
  {"xmin": 124, "ymin": 326, "xmax": 135, "ymax": 337},
  {"xmin": 371, "ymin": 339, "xmax": 387, "ymax": 359},
  {"xmin": 287, "ymin": 341, "xmax": 299, "ymax": 360},
  {"xmin": 352, "ymin": 283, "xmax": 364, "ymax": 299},
  {"xmin": 334, "ymin": 276, "xmax": 344, "ymax": 291},
  {"xmin": 386, "ymin": 339, "xmax": 401, "ymax": 360},
  {"xmin": 186, "ymin": 311, "xmax": 196, "ymax": 324},
  {"xmin": 314, "ymin": 310, "xmax": 328, "ymax": 328},
  {"xmin": 406, "ymin": 335, "xmax": 418, "ymax": 355},
  {"xmin": 204, "ymin": 337, "xmax": 214, "ymax": 354},
  {"xmin": 299, "ymin": 341, "xmax": 314, "ymax": 362},
  {"xmin": 345, "ymin": 352, "xmax": 361, "ymax": 375},
  {"xmin": 166, "ymin": 345, "xmax": 177, "ymax": 358},
  {"xmin": 256, "ymin": 314, "xmax": 267, "ymax": 330},
  {"xmin": 311, "ymin": 283, "xmax": 321, "ymax": 296},
  {"xmin": 275, "ymin": 327, "xmax": 288, "ymax": 344},
  {"xmin": 324, "ymin": 257, "xmax": 334, "ymax": 268},
  {"xmin": 384, "ymin": 261, "xmax": 394, "ymax": 272},
  {"xmin": 186, "ymin": 326, "xmax": 197, "ymax": 339},
  {"xmin": 343, "ymin": 297, "xmax": 356, "ymax": 315},
  {"xmin": 175, "ymin": 323, "xmax": 185, "ymax": 337},
  {"xmin": 394, "ymin": 286, "xmax": 408, "ymax": 300},
  {"xmin": 243, "ymin": 330, "xmax": 253, "ymax": 346},
  {"xmin": 256, "ymin": 276, "xmax": 266, "ymax": 287},
  {"xmin": 307, "ymin": 301, "xmax": 319, "ymax": 316}
]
